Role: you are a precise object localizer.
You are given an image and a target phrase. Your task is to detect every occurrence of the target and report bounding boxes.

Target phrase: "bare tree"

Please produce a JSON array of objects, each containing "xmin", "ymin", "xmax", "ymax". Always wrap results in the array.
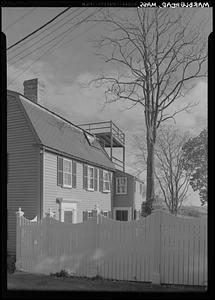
[
  {"xmin": 88, "ymin": 8, "xmax": 208, "ymax": 213},
  {"xmin": 133, "ymin": 126, "xmax": 192, "ymax": 215}
]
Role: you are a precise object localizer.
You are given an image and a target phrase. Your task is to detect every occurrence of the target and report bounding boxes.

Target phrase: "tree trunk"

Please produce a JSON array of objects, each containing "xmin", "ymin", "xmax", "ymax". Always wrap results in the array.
[{"xmin": 145, "ymin": 135, "xmax": 155, "ymax": 215}]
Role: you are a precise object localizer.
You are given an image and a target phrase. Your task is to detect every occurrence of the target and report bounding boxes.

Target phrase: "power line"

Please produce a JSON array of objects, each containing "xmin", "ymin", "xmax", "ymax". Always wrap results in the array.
[
  {"xmin": 9, "ymin": 8, "xmax": 90, "ymax": 66},
  {"xmin": 8, "ymin": 8, "xmax": 102, "ymax": 85},
  {"xmin": 7, "ymin": 7, "xmax": 71, "ymax": 51},
  {"xmin": 8, "ymin": 8, "xmax": 87, "ymax": 63},
  {"xmin": 8, "ymin": 8, "xmax": 80, "ymax": 54},
  {"xmin": 55, "ymin": 22, "xmax": 98, "ymax": 50},
  {"xmin": 4, "ymin": 8, "xmax": 38, "ymax": 31}
]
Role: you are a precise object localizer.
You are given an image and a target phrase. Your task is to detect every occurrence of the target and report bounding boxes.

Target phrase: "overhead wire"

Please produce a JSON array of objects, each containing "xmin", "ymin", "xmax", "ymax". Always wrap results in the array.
[
  {"xmin": 8, "ymin": 8, "xmax": 90, "ymax": 66},
  {"xmin": 8, "ymin": 8, "xmax": 88, "ymax": 63},
  {"xmin": 8, "ymin": 8, "xmax": 103, "ymax": 85},
  {"xmin": 8, "ymin": 7, "xmax": 81, "ymax": 54},
  {"xmin": 4, "ymin": 8, "xmax": 38, "ymax": 31},
  {"xmin": 7, "ymin": 7, "xmax": 71, "ymax": 50}
]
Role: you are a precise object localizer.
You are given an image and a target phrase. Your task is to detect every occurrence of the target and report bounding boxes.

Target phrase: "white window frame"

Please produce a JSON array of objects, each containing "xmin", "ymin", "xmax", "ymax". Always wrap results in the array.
[
  {"xmin": 63, "ymin": 158, "xmax": 72, "ymax": 188},
  {"xmin": 87, "ymin": 211, "xmax": 93, "ymax": 219},
  {"xmin": 116, "ymin": 177, "xmax": 127, "ymax": 195},
  {"xmin": 87, "ymin": 166, "xmax": 94, "ymax": 191},
  {"xmin": 103, "ymin": 170, "xmax": 110, "ymax": 192},
  {"xmin": 102, "ymin": 211, "xmax": 108, "ymax": 217}
]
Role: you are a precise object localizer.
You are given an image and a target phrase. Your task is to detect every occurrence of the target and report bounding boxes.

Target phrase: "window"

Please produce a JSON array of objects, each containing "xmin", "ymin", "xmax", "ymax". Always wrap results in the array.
[
  {"xmin": 116, "ymin": 210, "xmax": 128, "ymax": 221},
  {"xmin": 103, "ymin": 171, "xmax": 110, "ymax": 192},
  {"xmin": 83, "ymin": 210, "xmax": 94, "ymax": 222},
  {"xmin": 85, "ymin": 132, "xmax": 96, "ymax": 145},
  {"xmin": 87, "ymin": 211, "xmax": 93, "ymax": 219},
  {"xmin": 63, "ymin": 159, "xmax": 72, "ymax": 187},
  {"xmin": 116, "ymin": 177, "xmax": 127, "ymax": 195},
  {"xmin": 102, "ymin": 211, "xmax": 108, "ymax": 217},
  {"xmin": 88, "ymin": 166, "xmax": 94, "ymax": 191},
  {"xmin": 57, "ymin": 157, "xmax": 77, "ymax": 188},
  {"xmin": 83, "ymin": 165, "xmax": 98, "ymax": 191}
]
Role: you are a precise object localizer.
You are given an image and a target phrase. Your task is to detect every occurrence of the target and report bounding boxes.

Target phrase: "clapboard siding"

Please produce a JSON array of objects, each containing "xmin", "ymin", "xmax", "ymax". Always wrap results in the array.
[
  {"xmin": 113, "ymin": 170, "xmax": 134, "ymax": 209},
  {"xmin": 43, "ymin": 150, "xmax": 112, "ymax": 222},
  {"xmin": 7, "ymin": 92, "xmax": 41, "ymax": 255}
]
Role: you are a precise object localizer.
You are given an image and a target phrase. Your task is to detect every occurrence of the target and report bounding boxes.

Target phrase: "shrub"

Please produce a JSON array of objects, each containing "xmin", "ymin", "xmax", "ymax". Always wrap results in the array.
[{"xmin": 7, "ymin": 255, "xmax": 16, "ymax": 274}]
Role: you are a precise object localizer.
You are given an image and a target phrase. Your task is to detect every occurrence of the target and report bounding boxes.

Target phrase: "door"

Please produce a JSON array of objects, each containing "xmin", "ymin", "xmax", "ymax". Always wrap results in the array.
[
  {"xmin": 116, "ymin": 210, "xmax": 128, "ymax": 221},
  {"xmin": 64, "ymin": 210, "xmax": 73, "ymax": 224}
]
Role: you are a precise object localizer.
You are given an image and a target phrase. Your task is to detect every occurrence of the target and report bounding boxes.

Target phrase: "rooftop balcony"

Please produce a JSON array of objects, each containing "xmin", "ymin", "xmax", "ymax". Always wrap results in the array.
[{"xmin": 78, "ymin": 121, "xmax": 125, "ymax": 171}]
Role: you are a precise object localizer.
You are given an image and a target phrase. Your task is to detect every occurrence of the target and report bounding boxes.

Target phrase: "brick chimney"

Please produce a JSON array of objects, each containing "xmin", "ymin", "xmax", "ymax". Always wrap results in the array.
[{"xmin": 23, "ymin": 78, "xmax": 45, "ymax": 106}]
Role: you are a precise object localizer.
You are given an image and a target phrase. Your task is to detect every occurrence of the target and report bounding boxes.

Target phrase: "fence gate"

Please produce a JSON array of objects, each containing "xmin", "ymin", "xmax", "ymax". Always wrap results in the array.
[{"xmin": 16, "ymin": 208, "xmax": 207, "ymax": 286}]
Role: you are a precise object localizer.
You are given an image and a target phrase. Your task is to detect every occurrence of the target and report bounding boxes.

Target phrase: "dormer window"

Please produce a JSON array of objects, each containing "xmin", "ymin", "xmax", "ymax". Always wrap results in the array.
[{"xmin": 85, "ymin": 132, "xmax": 96, "ymax": 145}]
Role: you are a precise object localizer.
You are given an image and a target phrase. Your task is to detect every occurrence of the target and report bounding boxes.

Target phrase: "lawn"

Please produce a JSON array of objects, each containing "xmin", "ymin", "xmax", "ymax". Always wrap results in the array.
[{"xmin": 7, "ymin": 271, "xmax": 206, "ymax": 292}]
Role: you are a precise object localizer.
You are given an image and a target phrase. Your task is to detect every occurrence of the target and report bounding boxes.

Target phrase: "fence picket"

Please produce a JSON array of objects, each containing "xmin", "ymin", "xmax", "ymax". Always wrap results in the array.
[{"xmin": 15, "ymin": 209, "xmax": 207, "ymax": 286}]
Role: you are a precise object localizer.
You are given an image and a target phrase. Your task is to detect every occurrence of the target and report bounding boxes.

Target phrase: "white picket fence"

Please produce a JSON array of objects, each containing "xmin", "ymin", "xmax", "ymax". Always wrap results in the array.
[{"xmin": 15, "ymin": 208, "xmax": 207, "ymax": 286}]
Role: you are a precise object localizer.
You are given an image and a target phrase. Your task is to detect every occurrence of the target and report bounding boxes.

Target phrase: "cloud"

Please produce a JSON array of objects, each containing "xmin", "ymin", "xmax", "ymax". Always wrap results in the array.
[{"xmin": 7, "ymin": 63, "xmax": 207, "ymax": 138}]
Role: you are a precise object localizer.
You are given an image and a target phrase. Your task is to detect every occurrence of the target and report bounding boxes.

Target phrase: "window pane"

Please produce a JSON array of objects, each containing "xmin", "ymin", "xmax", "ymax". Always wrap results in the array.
[
  {"xmin": 64, "ymin": 160, "xmax": 71, "ymax": 172},
  {"xmin": 64, "ymin": 173, "xmax": 71, "ymax": 185},
  {"xmin": 105, "ymin": 181, "xmax": 110, "ymax": 191},
  {"xmin": 89, "ymin": 178, "xmax": 94, "ymax": 189},
  {"xmin": 89, "ymin": 167, "xmax": 94, "ymax": 178},
  {"xmin": 116, "ymin": 210, "xmax": 128, "ymax": 221},
  {"xmin": 104, "ymin": 172, "xmax": 108, "ymax": 181},
  {"xmin": 122, "ymin": 211, "xmax": 128, "ymax": 221},
  {"xmin": 88, "ymin": 211, "xmax": 93, "ymax": 219}
]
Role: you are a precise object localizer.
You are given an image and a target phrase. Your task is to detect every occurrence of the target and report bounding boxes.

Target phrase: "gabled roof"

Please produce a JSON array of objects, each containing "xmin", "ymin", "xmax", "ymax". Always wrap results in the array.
[
  {"xmin": 8, "ymin": 90, "xmax": 115, "ymax": 171},
  {"xmin": 115, "ymin": 169, "xmax": 145, "ymax": 184}
]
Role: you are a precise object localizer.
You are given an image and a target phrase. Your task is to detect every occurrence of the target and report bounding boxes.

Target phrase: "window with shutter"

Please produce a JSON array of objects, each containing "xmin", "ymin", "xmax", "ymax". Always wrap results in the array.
[
  {"xmin": 94, "ymin": 168, "xmax": 98, "ymax": 191},
  {"xmin": 83, "ymin": 164, "xmax": 88, "ymax": 190},
  {"xmin": 57, "ymin": 157, "xmax": 63, "ymax": 186},
  {"xmin": 63, "ymin": 159, "xmax": 72, "ymax": 187},
  {"xmin": 72, "ymin": 161, "xmax": 77, "ymax": 188},
  {"xmin": 88, "ymin": 166, "xmax": 94, "ymax": 191},
  {"xmin": 57, "ymin": 157, "xmax": 76, "ymax": 188},
  {"xmin": 99, "ymin": 169, "xmax": 103, "ymax": 192},
  {"xmin": 103, "ymin": 170, "xmax": 110, "ymax": 192}
]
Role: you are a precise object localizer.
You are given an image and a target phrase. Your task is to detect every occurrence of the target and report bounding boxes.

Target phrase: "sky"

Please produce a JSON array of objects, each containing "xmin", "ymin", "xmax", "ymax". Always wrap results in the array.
[{"xmin": 2, "ymin": 6, "xmax": 212, "ymax": 206}]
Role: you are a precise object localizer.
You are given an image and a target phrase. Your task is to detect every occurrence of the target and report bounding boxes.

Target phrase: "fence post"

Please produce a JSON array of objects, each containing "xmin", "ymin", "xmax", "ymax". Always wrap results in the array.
[
  {"xmin": 15, "ymin": 208, "xmax": 24, "ymax": 270},
  {"xmin": 151, "ymin": 209, "xmax": 162, "ymax": 285}
]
